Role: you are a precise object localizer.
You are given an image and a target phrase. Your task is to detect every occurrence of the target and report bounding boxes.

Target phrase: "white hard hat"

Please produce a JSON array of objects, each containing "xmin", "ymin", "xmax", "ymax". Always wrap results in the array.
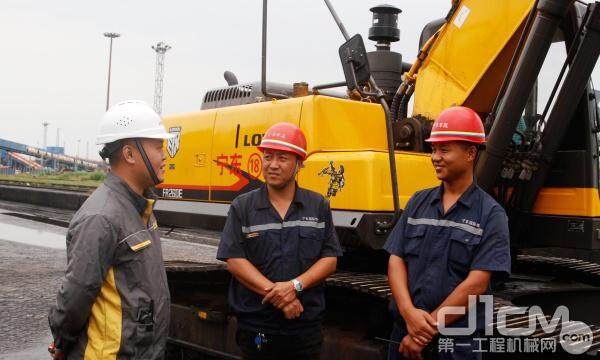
[{"xmin": 96, "ymin": 100, "xmax": 175, "ymax": 145}]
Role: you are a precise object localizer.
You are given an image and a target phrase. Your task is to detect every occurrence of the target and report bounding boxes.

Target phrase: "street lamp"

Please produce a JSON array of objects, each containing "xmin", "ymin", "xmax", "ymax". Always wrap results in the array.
[
  {"xmin": 42, "ymin": 122, "xmax": 49, "ymax": 171},
  {"xmin": 103, "ymin": 32, "xmax": 121, "ymax": 111}
]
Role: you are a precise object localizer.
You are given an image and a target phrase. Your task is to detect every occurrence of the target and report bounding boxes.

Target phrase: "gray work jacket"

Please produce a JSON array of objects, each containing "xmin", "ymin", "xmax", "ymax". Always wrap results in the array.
[{"xmin": 49, "ymin": 173, "xmax": 170, "ymax": 359}]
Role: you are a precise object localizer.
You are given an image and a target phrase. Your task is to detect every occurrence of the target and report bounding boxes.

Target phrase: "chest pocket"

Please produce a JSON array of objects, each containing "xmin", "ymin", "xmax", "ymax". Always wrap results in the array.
[
  {"xmin": 116, "ymin": 230, "xmax": 153, "ymax": 287},
  {"xmin": 116, "ymin": 230, "xmax": 153, "ymax": 261},
  {"xmin": 244, "ymin": 231, "xmax": 278, "ymax": 267},
  {"xmin": 126, "ymin": 233, "xmax": 153, "ymax": 252},
  {"xmin": 403, "ymin": 224, "xmax": 425, "ymax": 257},
  {"xmin": 299, "ymin": 227, "xmax": 322, "ymax": 260},
  {"xmin": 448, "ymin": 229, "xmax": 481, "ymax": 267}
]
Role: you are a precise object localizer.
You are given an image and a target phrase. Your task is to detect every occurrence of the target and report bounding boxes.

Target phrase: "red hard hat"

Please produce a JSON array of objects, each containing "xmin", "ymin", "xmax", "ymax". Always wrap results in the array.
[
  {"xmin": 425, "ymin": 106, "xmax": 486, "ymax": 144},
  {"xmin": 258, "ymin": 122, "xmax": 307, "ymax": 160}
]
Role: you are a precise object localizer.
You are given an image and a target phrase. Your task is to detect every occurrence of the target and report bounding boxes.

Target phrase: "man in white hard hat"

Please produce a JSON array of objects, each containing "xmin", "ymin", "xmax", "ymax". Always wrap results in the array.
[{"xmin": 48, "ymin": 100, "xmax": 175, "ymax": 359}]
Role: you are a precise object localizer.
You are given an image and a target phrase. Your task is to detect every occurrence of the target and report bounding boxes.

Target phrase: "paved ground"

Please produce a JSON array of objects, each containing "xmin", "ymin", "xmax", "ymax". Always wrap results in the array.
[{"xmin": 0, "ymin": 205, "xmax": 220, "ymax": 358}]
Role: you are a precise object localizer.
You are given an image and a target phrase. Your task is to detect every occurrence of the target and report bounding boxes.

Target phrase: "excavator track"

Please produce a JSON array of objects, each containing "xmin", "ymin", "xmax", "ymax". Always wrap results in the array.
[
  {"xmin": 325, "ymin": 255, "xmax": 600, "ymax": 299},
  {"xmin": 517, "ymin": 254, "xmax": 600, "ymax": 284},
  {"xmin": 325, "ymin": 254, "xmax": 600, "ymax": 353},
  {"xmin": 165, "ymin": 254, "xmax": 600, "ymax": 355}
]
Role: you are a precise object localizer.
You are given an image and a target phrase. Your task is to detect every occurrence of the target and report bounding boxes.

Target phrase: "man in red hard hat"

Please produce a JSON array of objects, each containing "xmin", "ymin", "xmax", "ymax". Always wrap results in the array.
[
  {"xmin": 384, "ymin": 106, "xmax": 510, "ymax": 359},
  {"xmin": 217, "ymin": 122, "xmax": 342, "ymax": 359}
]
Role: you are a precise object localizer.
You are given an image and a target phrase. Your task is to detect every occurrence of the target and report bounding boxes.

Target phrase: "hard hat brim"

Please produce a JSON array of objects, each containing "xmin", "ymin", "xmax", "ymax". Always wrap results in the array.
[
  {"xmin": 258, "ymin": 143, "xmax": 307, "ymax": 160},
  {"xmin": 425, "ymin": 135, "xmax": 486, "ymax": 144},
  {"xmin": 96, "ymin": 127, "xmax": 175, "ymax": 145}
]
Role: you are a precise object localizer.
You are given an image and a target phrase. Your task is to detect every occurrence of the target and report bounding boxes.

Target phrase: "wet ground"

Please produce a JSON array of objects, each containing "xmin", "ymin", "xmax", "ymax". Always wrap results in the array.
[{"xmin": 0, "ymin": 201, "xmax": 220, "ymax": 358}]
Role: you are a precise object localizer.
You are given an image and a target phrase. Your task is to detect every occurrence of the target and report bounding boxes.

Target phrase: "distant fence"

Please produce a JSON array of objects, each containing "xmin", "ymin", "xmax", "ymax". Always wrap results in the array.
[{"xmin": 0, "ymin": 167, "xmax": 52, "ymax": 177}]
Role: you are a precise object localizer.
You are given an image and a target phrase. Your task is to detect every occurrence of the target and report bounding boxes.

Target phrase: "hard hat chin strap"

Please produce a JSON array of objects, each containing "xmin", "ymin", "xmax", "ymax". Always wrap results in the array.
[
  {"xmin": 134, "ymin": 139, "xmax": 160, "ymax": 186},
  {"xmin": 294, "ymin": 159, "xmax": 304, "ymax": 176}
]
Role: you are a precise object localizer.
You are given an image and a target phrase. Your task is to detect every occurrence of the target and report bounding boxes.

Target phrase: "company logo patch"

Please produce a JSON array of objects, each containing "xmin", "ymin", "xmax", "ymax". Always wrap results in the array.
[
  {"xmin": 461, "ymin": 219, "xmax": 480, "ymax": 228},
  {"xmin": 246, "ymin": 232, "xmax": 260, "ymax": 239},
  {"xmin": 167, "ymin": 126, "xmax": 182, "ymax": 158}
]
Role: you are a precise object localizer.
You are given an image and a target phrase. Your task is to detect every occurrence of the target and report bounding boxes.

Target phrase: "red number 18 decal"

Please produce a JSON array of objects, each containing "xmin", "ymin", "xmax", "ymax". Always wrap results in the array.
[{"xmin": 247, "ymin": 153, "xmax": 262, "ymax": 179}]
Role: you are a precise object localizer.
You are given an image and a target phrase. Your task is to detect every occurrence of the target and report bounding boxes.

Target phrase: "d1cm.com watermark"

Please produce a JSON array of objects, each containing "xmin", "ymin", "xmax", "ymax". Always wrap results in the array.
[{"xmin": 436, "ymin": 295, "xmax": 593, "ymax": 355}]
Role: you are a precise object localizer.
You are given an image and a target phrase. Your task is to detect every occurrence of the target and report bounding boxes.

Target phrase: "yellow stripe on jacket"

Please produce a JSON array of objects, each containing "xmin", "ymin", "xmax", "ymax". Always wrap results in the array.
[{"xmin": 84, "ymin": 267, "xmax": 122, "ymax": 359}]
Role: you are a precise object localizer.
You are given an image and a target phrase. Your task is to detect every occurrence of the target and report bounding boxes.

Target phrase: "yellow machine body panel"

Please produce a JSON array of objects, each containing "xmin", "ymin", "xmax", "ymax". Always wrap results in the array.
[
  {"xmin": 159, "ymin": 95, "xmax": 600, "ymax": 217},
  {"xmin": 299, "ymin": 151, "xmax": 438, "ymax": 211},
  {"xmin": 300, "ymin": 96, "xmax": 388, "ymax": 152},
  {"xmin": 412, "ymin": 0, "xmax": 534, "ymax": 119},
  {"xmin": 159, "ymin": 110, "xmax": 216, "ymax": 201},
  {"xmin": 533, "ymin": 188, "xmax": 600, "ymax": 217},
  {"xmin": 210, "ymin": 99, "xmax": 303, "ymax": 202},
  {"xmin": 158, "ymin": 95, "xmax": 440, "ymax": 210}
]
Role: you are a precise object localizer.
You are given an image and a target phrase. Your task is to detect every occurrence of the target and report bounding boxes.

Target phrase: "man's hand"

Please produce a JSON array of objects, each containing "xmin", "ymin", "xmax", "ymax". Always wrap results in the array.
[
  {"xmin": 262, "ymin": 281, "xmax": 296, "ymax": 308},
  {"xmin": 48, "ymin": 342, "xmax": 64, "ymax": 359},
  {"xmin": 403, "ymin": 307, "xmax": 437, "ymax": 344},
  {"xmin": 399, "ymin": 335, "xmax": 424, "ymax": 360},
  {"xmin": 282, "ymin": 298, "xmax": 304, "ymax": 319}
]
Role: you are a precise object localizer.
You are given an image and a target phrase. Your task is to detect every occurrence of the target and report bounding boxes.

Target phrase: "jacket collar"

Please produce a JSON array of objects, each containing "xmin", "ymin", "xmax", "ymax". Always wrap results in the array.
[
  {"xmin": 430, "ymin": 180, "xmax": 478, "ymax": 209},
  {"xmin": 104, "ymin": 172, "xmax": 154, "ymax": 215},
  {"xmin": 255, "ymin": 183, "xmax": 306, "ymax": 209}
]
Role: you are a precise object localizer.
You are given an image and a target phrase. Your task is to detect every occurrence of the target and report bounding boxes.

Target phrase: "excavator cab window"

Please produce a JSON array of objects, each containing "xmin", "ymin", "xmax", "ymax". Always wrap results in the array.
[
  {"xmin": 518, "ymin": 19, "xmax": 600, "ymax": 191},
  {"xmin": 521, "ymin": 32, "xmax": 569, "ymax": 145}
]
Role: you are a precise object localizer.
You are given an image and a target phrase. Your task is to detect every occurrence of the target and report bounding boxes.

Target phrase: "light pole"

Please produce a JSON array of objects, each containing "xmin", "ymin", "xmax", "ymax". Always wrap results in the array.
[
  {"xmin": 42, "ymin": 121, "xmax": 49, "ymax": 171},
  {"xmin": 55, "ymin": 128, "xmax": 60, "ymax": 170},
  {"xmin": 104, "ymin": 32, "xmax": 120, "ymax": 111},
  {"xmin": 152, "ymin": 41, "xmax": 171, "ymax": 114}
]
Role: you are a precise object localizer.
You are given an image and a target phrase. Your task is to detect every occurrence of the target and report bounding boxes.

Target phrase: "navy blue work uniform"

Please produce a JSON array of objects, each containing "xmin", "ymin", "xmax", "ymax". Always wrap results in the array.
[
  {"xmin": 216, "ymin": 184, "xmax": 342, "ymax": 358},
  {"xmin": 384, "ymin": 183, "xmax": 510, "ymax": 360}
]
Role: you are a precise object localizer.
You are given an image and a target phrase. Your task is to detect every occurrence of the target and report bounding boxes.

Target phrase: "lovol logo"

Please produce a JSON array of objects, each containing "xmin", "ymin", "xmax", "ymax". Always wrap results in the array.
[
  {"xmin": 235, "ymin": 124, "xmax": 264, "ymax": 148},
  {"xmin": 167, "ymin": 126, "xmax": 182, "ymax": 158}
]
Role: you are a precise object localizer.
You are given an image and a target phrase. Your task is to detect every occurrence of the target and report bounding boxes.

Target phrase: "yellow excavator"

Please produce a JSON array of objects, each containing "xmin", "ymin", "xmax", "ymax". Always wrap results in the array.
[{"xmin": 157, "ymin": 0, "xmax": 600, "ymax": 358}]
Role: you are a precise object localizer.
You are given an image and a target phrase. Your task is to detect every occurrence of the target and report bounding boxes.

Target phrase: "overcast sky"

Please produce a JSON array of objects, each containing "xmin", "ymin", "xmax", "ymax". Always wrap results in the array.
[{"xmin": 1, "ymin": 0, "xmax": 598, "ymax": 159}]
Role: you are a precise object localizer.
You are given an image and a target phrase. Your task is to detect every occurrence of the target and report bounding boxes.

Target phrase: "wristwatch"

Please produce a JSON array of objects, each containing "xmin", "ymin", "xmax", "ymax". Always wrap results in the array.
[{"xmin": 291, "ymin": 278, "xmax": 303, "ymax": 293}]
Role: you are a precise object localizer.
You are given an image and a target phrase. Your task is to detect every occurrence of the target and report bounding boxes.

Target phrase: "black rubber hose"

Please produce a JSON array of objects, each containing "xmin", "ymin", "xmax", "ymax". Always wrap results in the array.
[
  {"xmin": 390, "ymin": 87, "xmax": 404, "ymax": 124},
  {"xmin": 398, "ymin": 84, "xmax": 415, "ymax": 122}
]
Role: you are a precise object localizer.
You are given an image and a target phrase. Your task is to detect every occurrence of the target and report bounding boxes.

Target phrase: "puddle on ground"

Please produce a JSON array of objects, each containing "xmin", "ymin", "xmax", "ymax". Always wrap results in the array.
[{"xmin": 0, "ymin": 214, "xmax": 66, "ymax": 249}]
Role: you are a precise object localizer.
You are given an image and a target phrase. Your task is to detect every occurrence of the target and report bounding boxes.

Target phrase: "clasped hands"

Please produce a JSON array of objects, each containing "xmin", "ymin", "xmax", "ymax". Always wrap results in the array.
[
  {"xmin": 399, "ymin": 307, "xmax": 438, "ymax": 359},
  {"xmin": 262, "ymin": 281, "xmax": 303, "ymax": 319}
]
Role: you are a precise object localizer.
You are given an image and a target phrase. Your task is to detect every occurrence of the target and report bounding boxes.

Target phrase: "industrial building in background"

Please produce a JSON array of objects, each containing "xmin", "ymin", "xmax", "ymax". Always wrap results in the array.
[{"xmin": 152, "ymin": 41, "xmax": 171, "ymax": 115}]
